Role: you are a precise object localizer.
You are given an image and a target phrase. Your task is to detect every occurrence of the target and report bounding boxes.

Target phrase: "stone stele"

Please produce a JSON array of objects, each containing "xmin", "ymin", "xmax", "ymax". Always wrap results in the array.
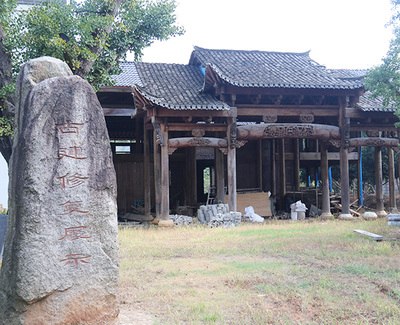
[{"xmin": 0, "ymin": 57, "xmax": 119, "ymax": 325}]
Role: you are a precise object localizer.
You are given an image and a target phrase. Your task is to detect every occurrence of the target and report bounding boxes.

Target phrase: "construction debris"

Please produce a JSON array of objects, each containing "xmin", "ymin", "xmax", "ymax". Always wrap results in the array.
[{"xmin": 354, "ymin": 229, "xmax": 383, "ymax": 241}]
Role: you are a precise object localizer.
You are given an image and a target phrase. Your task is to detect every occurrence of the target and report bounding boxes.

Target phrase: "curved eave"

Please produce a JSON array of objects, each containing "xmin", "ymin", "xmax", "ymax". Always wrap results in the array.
[
  {"xmin": 203, "ymin": 63, "xmax": 364, "ymax": 92},
  {"xmin": 133, "ymin": 85, "xmax": 230, "ymax": 111}
]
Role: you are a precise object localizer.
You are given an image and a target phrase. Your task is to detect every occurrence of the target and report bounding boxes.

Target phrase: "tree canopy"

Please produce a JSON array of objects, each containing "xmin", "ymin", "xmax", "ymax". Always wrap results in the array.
[
  {"xmin": 0, "ymin": 0, "xmax": 183, "ymax": 163},
  {"xmin": 365, "ymin": 0, "xmax": 400, "ymax": 115}
]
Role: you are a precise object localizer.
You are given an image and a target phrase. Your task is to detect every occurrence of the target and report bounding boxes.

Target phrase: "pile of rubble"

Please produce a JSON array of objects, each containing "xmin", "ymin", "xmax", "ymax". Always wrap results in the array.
[
  {"xmin": 169, "ymin": 214, "xmax": 196, "ymax": 226},
  {"xmin": 197, "ymin": 204, "xmax": 242, "ymax": 228}
]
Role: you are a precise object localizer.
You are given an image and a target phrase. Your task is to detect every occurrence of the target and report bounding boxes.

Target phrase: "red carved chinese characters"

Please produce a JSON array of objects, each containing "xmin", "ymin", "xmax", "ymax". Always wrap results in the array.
[
  {"xmin": 57, "ymin": 173, "xmax": 89, "ymax": 189},
  {"xmin": 57, "ymin": 146, "xmax": 87, "ymax": 160},
  {"xmin": 59, "ymin": 200, "xmax": 88, "ymax": 215},
  {"xmin": 56, "ymin": 121, "xmax": 84, "ymax": 134},
  {"xmin": 59, "ymin": 254, "xmax": 91, "ymax": 267},
  {"xmin": 59, "ymin": 226, "xmax": 91, "ymax": 241}
]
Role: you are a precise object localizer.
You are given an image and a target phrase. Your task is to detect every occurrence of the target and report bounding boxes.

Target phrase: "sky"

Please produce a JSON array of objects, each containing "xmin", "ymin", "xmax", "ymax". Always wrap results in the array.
[{"xmin": 0, "ymin": 0, "xmax": 395, "ymax": 209}]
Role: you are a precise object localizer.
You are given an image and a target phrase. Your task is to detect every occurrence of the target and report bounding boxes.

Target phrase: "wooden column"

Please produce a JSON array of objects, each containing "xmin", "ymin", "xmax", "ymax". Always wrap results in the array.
[
  {"xmin": 215, "ymin": 148, "xmax": 225, "ymax": 203},
  {"xmin": 375, "ymin": 146, "xmax": 386, "ymax": 217},
  {"xmin": 159, "ymin": 123, "xmax": 173, "ymax": 226},
  {"xmin": 339, "ymin": 98, "xmax": 351, "ymax": 219},
  {"xmin": 272, "ymin": 139, "xmax": 276, "ymax": 196},
  {"xmin": 142, "ymin": 125, "xmax": 153, "ymax": 222},
  {"xmin": 294, "ymin": 139, "xmax": 300, "ymax": 191},
  {"xmin": 320, "ymin": 143, "xmax": 331, "ymax": 218},
  {"xmin": 185, "ymin": 147, "xmax": 197, "ymax": 206},
  {"xmin": 278, "ymin": 138, "xmax": 286, "ymax": 211},
  {"xmin": 153, "ymin": 125, "xmax": 161, "ymax": 224},
  {"xmin": 388, "ymin": 147, "xmax": 397, "ymax": 213},
  {"xmin": 227, "ymin": 118, "xmax": 237, "ymax": 212},
  {"xmin": 357, "ymin": 146, "xmax": 362, "ymax": 207}
]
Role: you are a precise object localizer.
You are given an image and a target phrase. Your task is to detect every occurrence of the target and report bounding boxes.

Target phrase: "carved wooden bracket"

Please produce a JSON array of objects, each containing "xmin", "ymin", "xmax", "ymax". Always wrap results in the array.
[
  {"xmin": 263, "ymin": 115, "xmax": 278, "ymax": 123},
  {"xmin": 236, "ymin": 140, "xmax": 247, "ymax": 149},
  {"xmin": 153, "ymin": 122, "xmax": 164, "ymax": 146},
  {"xmin": 329, "ymin": 139, "xmax": 341, "ymax": 148},
  {"xmin": 219, "ymin": 148, "xmax": 228, "ymax": 155},
  {"xmin": 168, "ymin": 147, "xmax": 178, "ymax": 155},
  {"xmin": 299, "ymin": 114, "xmax": 314, "ymax": 123},
  {"xmin": 366, "ymin": 130, "xmax": 379, "ymax": 137},
  {"xmin": 192, "ymin": 129, "xmax": 205, "ymax": 137}
]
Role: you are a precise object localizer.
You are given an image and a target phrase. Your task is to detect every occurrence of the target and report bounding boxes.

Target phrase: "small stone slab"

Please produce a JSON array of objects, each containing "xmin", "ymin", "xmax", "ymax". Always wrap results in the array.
[
  {"xmin": 386, "ymin": 214, "xmax": 400, "ymax": 221},
  {"xmin": 363, "ymin": 211, "xmax": 378, "ymax": 220},
  {"xmin": 0, "ymin": 214, "xmax": 7, "ymax": 259},
  {"xmin": 388, "ymin": 221, "xmax": 400, "ymax": 226},
  {"xmin": 354, "ymin": 229, "xmax": 383, "ymax": 241}
]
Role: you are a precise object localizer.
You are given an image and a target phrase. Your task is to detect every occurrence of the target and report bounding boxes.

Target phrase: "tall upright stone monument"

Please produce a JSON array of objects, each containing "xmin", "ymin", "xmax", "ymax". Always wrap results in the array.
[{"xmin": 0, "ymin": 57, "xmax": 119, "ymax": 324}]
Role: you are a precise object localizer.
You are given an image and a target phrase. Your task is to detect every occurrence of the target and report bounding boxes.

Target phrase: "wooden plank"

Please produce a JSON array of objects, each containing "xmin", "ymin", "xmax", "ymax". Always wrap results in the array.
[
  {"xmin": 237, "ymin": 107, "xmax": 339, "ymax": 117},
  {"xmin": 234, "ymin": 192, "xmax": 272, "ymax": 217},
  {"xmin": 103, "ymin": 108, "xmax": 136, "ymax": 116},
  {"xmin": 354, "ymin": 229, "xmax": 383, "ymax": 241}
]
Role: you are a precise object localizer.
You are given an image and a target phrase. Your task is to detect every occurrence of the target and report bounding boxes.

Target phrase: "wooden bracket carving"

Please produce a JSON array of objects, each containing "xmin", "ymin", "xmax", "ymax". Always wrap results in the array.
[
  {"xmin": 219, "ymin": 148, "xmax": 228, "ymax": 155},
  {"xmin": 168, "ymin": 147, "xmax": 178, "ymax": 155},
  {"xmin": 329, "ymin": 139, "xmax": 341, "ymax": 148},
  {"xmin": 236, "ymin": 140, "xmax": 247, "ymax": 149},
  {"xmin": 153, "ymin": 122, "xmax": 164, "ymax": 146},
  {"xmin": 366, "ymin": 130, "xmax": 380, "ymax": 137},
  {"xmin": 263, "ymin": 115, "xmax": 278, "ymax": 123},
  {"xmin": 229, "ymin": 122, "xmax": 237, "ymax": 149},
  {"xmin": 192, "ymin": 129, "xmax": 205, "ymax": 137},
  {"xmin": 299, "ymin": 114, "xmax": 314, "ymax": 123}
]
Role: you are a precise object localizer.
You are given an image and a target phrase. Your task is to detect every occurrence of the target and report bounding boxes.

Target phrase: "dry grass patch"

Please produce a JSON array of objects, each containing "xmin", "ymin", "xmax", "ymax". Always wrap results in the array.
[{"xmin": 119, "ymin": 220, "xmax": 400, "ymax": 324}]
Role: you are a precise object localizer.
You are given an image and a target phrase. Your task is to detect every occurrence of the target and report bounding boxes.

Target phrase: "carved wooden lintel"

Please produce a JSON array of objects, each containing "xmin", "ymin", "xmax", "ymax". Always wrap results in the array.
[
  {"xmin": 299, "ymin": 114, "xmax": 314, "ymax": 123},
  {"xmin": 263, "ymin": 114, "xmax": 278, "ymax": 123},
  {"xmin": 153, "ymin": 122, "xmax": 164, "ymax": 146},
  {"xmin": 169, "ymin": 137, "xmax": 228, "ymax": 148},
  {"xmin": 366, "ymin": 130, "xmax": 379, "ymax": 137},
  {"xmin": 347, "ymin": 137, "xmax": 400, "ymax": 148},
  {"xmin": 192, "ymin": 129, "xmax": 205, "ymax": 137},
  {"xmin": 237, "ymin": 123, "xmax": 340, "ymax": 141}
]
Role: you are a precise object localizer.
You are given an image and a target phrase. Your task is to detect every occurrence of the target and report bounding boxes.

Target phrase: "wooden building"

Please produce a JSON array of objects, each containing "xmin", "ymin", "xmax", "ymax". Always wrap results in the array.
[{"xmin": 98, "ymin": 47, "xmax": 399, "ymax": 225}]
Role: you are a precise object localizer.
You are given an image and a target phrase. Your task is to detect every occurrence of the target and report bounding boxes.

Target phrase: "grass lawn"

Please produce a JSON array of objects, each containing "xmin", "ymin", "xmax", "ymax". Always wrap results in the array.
[{"xmin": 119, "ymin": 219, "xmax": 400, "ymax": 324}]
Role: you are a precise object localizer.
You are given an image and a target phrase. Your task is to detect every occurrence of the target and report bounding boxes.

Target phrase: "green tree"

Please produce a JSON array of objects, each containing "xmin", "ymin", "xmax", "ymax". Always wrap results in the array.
[
  {"xmin": 365, "ymin": 0, "xmax": 400, "ymax": 114},
  {"xmin": 0, "ymin": 0, "xmax": 183, "ymax": 163}
]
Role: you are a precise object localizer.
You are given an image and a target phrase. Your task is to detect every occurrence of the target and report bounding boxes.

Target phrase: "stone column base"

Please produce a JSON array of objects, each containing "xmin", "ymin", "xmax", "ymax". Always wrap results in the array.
[
  {"xmin": 338, "ymin": 213, "xmax": 355, "ymax": 220},
  {"xmin": 152, "ymin": 217, "xmax": 160, "ymax": 225},
  {"xmin": 158, "ymin": 219, "xmax": 174, "ymax": 227},
  {"xmin": 376, "ymin": 210, "xmax": 388, "ymax": 218},
  {"xmin": 320, "ymin": 212, "xmax": 333, "ymax": 220}
]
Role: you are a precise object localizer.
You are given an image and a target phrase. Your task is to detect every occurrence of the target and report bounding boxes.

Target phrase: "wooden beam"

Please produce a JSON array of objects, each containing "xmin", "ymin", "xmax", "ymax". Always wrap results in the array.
[
  {"xmin": 147, "ymin": 107, "xmax": 237, "ymax": 118},
  {"xmin": 167, "ymin": 123, "xmax": 227, "ymax": 132},
  {"xmin": 347, "ymin": 137, "xmax": 399, "ymax": 147},
  {"xmin": 237, "ymin": 123, "xmax": 340, "ymax": 141},
  {"xmin": 346, "ymin": 107, "xmax": 396, "ymax": 119},
  {"xmin": 350, "ymin": 125, "xmax": 398, "ymax": 132},
  {"xmin": 103, "ymin": 108, "xmax": 136, "ymax": 116},
  {"xmin": 169, "ymin": 137, "xmax": 228, "ymax": 148},
  {"xmin": 237, "ymin": 106, "xmax": 339, "ymax": 117},
  {"xmin": 299, "ymin": 152, "xmax": 359, "ymax": 160}
]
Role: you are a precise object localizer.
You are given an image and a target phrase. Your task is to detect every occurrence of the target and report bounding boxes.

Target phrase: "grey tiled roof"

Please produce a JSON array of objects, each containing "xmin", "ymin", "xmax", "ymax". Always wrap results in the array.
[
  {"xmin": 112, "ymin": 62, "xmax": 143, "ymax": 87},
  {"xmin": 190, "ymin": 47, "xmax": 364, "ymax": 90},
  {"xmin": 357, "ymin": 91, "xmax": 396, "ymax": 112},
  {"xmin": 133, "ymin": 62, "xmax": 230, "ymax": 110}
]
